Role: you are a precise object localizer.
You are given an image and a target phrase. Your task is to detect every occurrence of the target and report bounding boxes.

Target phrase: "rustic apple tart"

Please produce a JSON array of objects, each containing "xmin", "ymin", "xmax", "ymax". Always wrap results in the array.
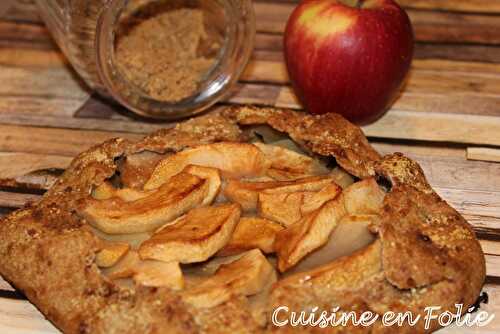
[{"xmin": 0, "ymin": 106, "xmax": 485, "ymax": 333}]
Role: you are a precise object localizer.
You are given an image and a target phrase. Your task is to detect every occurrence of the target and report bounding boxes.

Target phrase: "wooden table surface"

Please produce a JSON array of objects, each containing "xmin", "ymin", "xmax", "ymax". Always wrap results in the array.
[{"xmin": 0, "ymin": 0, "xmax": 500, "ymax": 333}]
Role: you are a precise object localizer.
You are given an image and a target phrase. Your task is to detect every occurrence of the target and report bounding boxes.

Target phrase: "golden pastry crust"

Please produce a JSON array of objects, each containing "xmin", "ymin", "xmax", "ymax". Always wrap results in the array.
[{"xmin": 0, "ymin": 107, "xmax": 485, "ymax": 333}]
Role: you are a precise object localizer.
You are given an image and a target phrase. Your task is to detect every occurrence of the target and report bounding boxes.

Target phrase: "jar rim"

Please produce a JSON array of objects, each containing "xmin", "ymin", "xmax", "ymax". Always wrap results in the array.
[{"xmin": 95, "ymin": 0, "xmax": 255, "ymax": 120}]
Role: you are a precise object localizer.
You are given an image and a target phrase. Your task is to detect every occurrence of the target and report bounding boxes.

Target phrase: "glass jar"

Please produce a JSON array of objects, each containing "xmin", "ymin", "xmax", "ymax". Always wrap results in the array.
[{"xmin": 35, "ymin": 0, "xmax": 255, "ymax": 119}]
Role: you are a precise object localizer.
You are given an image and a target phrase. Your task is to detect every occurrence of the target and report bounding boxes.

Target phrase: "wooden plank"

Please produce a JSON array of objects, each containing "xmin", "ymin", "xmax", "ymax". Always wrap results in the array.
[
  {"xmin": 468, "ymin": 148, "xmax": 500, "ymax": 163},
  {"xmin": 0, "ymin": 125, "xmax": 141, "ymax": 157},
  {"xmin": 253, "ymin": 2, "xmax": 500, "ymax": 45},
  {"xmin": 485, "ymin": 255, "xmax": 500, "ymax": 278},
  {"xmin": 0, "ymin": 298, "xmax": 59, "ymax": 334},
  {"xmin": 0, "ymin": 47, "xmax": 68, "ymax": 68},
  {"xmin": 481, "ymin": 240, "xmax": 500, "ymax": 257},
  {"xmin": 6, "ymin": 0, "xmax": 500, "ymax": 46},
  {"xmin": 0, "ymin": 191, "xmax": 40, "ymax": 208},
  {"xmin": 363, "ymin": 111, "xmax": 500, "ymax": 147},
  {"xmin": 0, "ymin": 97, "xmax": 87, "ymax": 118},
  {"xmin": 1, "ymin": 0, "xmax": 41, "ymax": 24},
  {"xmin": 0, "ymin": 277, "xmax": 13, "ymax": 292},
  {"xmin": 373, "ymin": 143, "xmax": 500, "ymax": 193},
  {"xmin": 397, "ymin": 0, "xmax": 500, "ymax": 14},
  {"xmin": 0, "ymin": 112, "xmax": 167, "ymax": 134},
  {"xmin": 0, "ymin": 64, "xmax": 88, "ymax": 101},
  {"xmin": 0, "ymin": 21, "xmax": 53, "ymax": 48},
  {"xmin": 435, "ymin": 187, "xmax": 500, "ymax": 221},
  {"xmin": 264, "ymin": 0, "xmax": 500, "ymax": 13},
  {"xmin": 0, "ymin": 152, "xmax": 71, "ymax": 189}
]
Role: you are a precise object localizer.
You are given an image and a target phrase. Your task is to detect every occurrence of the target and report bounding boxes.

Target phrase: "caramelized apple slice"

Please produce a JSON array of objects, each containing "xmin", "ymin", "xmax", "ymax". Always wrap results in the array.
[
  {"xmin": 81, "ymin": 172, "xmax": 208, "ymax": 234},
  {"xmin": 286, "ymin": 214, "xmax": 377, "ymax": 275},
  {"xmin": 133, "ymin": 260, "xmax": 184, "ymax": 290},
  {"xmin": 224, "ymin": 175, "xmax": 335, "ymax": 212},
  {"xmin": 258, "ymin": 182, "xmax": 342, "ymax": 226},
  {"xmin": 258, "ymin": 192, "xmax": 309, "ymax": 227},
  {"xmin": 92, "ymin": 182, "xmax": 152, "ymax": 202},
  {"xmin": 218, "ymin": 217, "xmax": 284, "ymax": 256},
  {"xmin": 102, "ymin": 250, "xmax": 183, "ymax": 290},
  {"xmin": 92, "ymin": 182, "xmax": 115, "ymax": 200},
  {"xmin": 274, "ymin": 198, "xmax": 347, "ymax": 272},
  {"xmin": 300, "ymin": 183, "xmax": 342, "ymax": 214},
  {"xmin": 223, "ymin": 180, "xmax": 283, "ymax": 211},
  {"xmin": 102, "ymin": 250, "xmax": 141, "ymax": 280},
  {"xmin": 253, "ymin": 143, "xmax": 329, "ymax": 180},
  {"xmin": 139, "ymin": 204, "xmax": 241, "ymax": 263},
  {"xmin": 261, "ymin": 176, "xmax": 335, "ymax": 195},
  {"xmin": 343, "ymin": 178, "xmax": 385, "ymax": 214},
  {"xmin": 330, "ymin": 167, "xmax": 356, "ymax": 189},
  {"xmin": 96, "ymin": 242, "xmax": 130, "ymax": 268},
  {"xmin": 118, "ymin": 150, "xmax": 165, "ymax": 189},
  {"xmin": 144, "ymin": 143, "xmax": 270, "ymax": 190},
  {"xmin": 182, "ymin": 249, "xmax": 276, "ymax": 308},
  {"xmin": 182, "ymin": 165, "xmax": 221, "ymax": 205},
  {"xmin": 91, "ymin": 227, "xmax": 152, "ymax": 249}
]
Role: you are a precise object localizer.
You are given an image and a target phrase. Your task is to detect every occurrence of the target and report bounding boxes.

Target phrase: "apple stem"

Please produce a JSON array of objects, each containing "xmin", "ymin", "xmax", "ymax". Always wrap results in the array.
[{"xmin": 356, "ymin": 0, "xmax": 364, "ymax": 8}]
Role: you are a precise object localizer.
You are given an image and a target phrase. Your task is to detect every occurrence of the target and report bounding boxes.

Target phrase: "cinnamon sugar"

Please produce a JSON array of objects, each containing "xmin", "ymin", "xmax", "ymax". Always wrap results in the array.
[{"xmin": 115, "ymin": 2, "xmax": 220, "ymax": 102}]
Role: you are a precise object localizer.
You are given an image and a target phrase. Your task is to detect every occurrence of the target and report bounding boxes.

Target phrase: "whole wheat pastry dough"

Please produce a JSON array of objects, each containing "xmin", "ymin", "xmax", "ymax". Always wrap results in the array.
[{"xmin": 0, "ymin": 106, "xmax": 485, "ymax": 333}]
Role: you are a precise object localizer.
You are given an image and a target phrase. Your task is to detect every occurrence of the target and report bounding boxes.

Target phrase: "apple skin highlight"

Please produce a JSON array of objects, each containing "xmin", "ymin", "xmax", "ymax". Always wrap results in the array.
[{"xmin": 284, "ymin": 0, "xmax": 414, "ymax": 125}]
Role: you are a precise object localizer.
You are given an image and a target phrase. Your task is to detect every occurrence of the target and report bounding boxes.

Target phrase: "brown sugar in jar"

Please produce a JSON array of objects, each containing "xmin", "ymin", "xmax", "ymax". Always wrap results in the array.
[
  {"xmin": 115, "ymin": 2, "xmax": 223, "ymax": 102},
  {"xmin": 35, "ymin": 0, "xmax": 255, "ymax": 119}
]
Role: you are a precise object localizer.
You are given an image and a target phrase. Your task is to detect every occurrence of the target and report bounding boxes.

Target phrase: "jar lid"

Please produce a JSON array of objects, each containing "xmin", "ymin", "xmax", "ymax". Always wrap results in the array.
[{"xmin": 96, "ymin": 0, "xmax": 255, "ymax": 120}]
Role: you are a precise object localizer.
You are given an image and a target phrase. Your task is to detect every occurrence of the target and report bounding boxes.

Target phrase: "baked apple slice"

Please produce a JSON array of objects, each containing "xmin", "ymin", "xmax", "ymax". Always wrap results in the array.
[
  {"xmin": 257, "ymin": 192, "xmax": 310, "ymax": 227},
  {"xmin": 139, "ymin": 203, "xmax": 241, "ymax": 263},
  {"xmin": 274, "ymin": 198, "xmax": 346, "ymax": 272},
  {"xmin": 144, "ymin": 142, "xmax": 270, "ymax": 190},
  {"xmin": 101, "ymin": 250, "xmax": 183, "ymax": 290},
  {"xmin": 274, "ymin": 178, "xmax": 385, "ymax": 272},
  {"xmin": 81, "ymin": 172, "xmax": 209, "ymax": 234},
  {"xmin": 253, "ymin": 142, "xmax": 329, "ymax": 180},
  {"xmin": 300, "ymin": 183, "xmax": 343, "ymax": 214},
  {"xmin": 182, "ymin": 165, "xmax": 221, "ymax": 206},
  {"xmin": 91, "ymin": 182, "xmax": 152, "ymax": 202},
  {"xmin": 257, "ymin": 182, "xmax": 342, "ymax": 226},
  {"xmin": 224, "ymin": 175, "xmax": 336, "ymax": 211},
  {"xmin": 182, "ymin": 249, "xmax": 276, "ymax": 308},
  {"xmin": 343, "ymin": 178, "xmax": 385, "ymax": 215},
  {"xmin": 286, "ymin": 214, "xmax": 377, "ymax": 274},
  {"xmin": 218, "ymin": 217, "xmax": 284, "ymax": 256},
  {"xmin": 95, "ymin": 242, "xmax": 130, "ymax": 268}
]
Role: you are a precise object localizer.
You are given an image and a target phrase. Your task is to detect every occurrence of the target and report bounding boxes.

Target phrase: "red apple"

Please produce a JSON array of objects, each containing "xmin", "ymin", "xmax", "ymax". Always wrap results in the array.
[{"xmin": 284, "ymin": 0, "xmax": 414, "ymax": 124}]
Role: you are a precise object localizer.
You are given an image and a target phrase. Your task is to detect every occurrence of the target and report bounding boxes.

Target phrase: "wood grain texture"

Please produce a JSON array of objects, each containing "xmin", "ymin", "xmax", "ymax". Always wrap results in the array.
[
  {"xmin": 0, "ymin": 125, "xmax": 141, "ymax": 157},
  {"xmin": 253, "ymin": 2, "xmax": 500, "ymax": 45},
  {"xmin": 468, "ymin": 148, "xmax": 500, "ymax": 163},
  {"xmin": 397, "ymin": 0, "xmax": 500, "ymax": 14},
  {"xmin": 0, "ymin": 191, "xmax": 40, "ymax": 208},
  {"xmin": 0, "ymin": 298, "xmax": 59, "ymax": 334},
  {"xmin": 0, "ymin": 277, "xmax": 13, "ymax": 292}
]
